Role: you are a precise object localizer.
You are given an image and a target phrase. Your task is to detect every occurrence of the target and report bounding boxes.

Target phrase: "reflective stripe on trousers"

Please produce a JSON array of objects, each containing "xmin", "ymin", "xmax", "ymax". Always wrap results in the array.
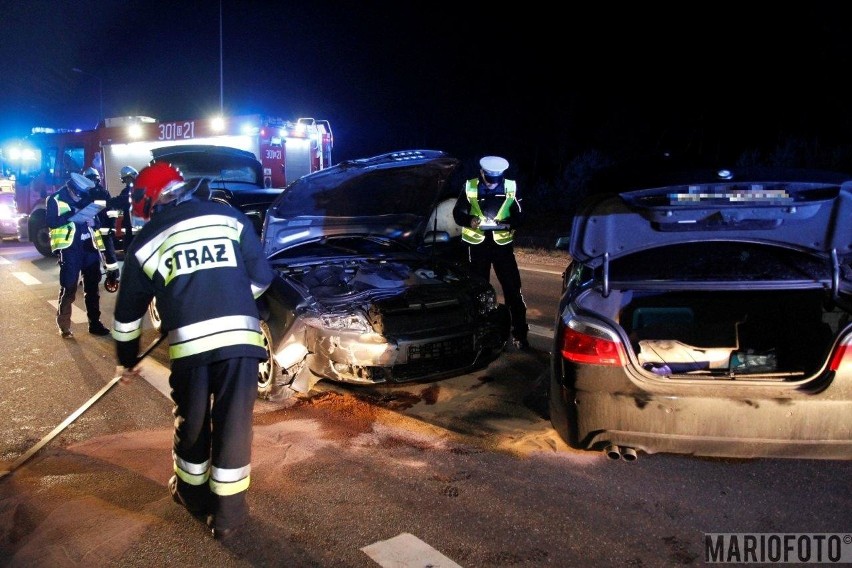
[{"xmin": 169, "ymin": 357, "xmax": 258, "ymax": 511}]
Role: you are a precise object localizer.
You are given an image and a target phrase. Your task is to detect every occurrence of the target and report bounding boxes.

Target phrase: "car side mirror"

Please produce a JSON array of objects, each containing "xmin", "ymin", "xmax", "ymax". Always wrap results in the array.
[{"xmin": 555, "ymin": 236, "xmax": 571, "ymax": 250}]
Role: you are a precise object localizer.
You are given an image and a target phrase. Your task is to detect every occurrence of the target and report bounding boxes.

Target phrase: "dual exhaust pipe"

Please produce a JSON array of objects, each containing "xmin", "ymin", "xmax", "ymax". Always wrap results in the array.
[{"xmin": 604, "ymin": 444, "xmax": 638, "ymax": 462}]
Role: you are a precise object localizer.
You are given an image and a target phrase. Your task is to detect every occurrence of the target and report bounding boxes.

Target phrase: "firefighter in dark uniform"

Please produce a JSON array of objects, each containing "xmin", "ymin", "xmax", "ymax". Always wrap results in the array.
[
  {"xmin": 111, "ymin": 165, "xmax": 138, "ymax": 253},
  {"xmin": 46, "ymin": 172, "xmax": 119, "ymax": 338},
  {"xmin": 112, "ymin": 162, "xmax": 274, "ymax": 541},
  {"xmin": 453, "ymin": 155, "xmax": 530, "ymax": 350}
]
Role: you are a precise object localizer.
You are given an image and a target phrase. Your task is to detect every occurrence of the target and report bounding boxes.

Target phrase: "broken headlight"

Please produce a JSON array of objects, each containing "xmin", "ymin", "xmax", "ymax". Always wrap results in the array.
[{"xmin": 320, "ymin": 311, "xmax": 372, "ymax": 333}]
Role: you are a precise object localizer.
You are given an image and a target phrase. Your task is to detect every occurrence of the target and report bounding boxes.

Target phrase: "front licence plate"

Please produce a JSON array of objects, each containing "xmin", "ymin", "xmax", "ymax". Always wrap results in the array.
[{"xmin": 409, "ymin": 336, "xmax": 473, "ymax": 360}]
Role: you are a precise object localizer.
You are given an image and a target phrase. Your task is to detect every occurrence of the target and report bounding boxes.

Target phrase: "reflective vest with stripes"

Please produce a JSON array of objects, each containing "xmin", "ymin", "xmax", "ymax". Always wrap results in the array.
[
  {"xmin": 112, "ymin": 201, "xmax": 273, "ymax": 370},
  {"xmin": 49, "ymin": 196, "xmax": 109, "ymax": 254},
  {"xmin": 460, "ymin": 178, "xmax": 516, "ymax": 246}
]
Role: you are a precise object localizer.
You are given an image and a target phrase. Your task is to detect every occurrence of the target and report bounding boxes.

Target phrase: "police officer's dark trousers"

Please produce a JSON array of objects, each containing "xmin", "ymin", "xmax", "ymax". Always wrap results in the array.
[
  {"xmin": 468, "ymin": 240, "xmax": 529, "ymax": 342},
  {"xmin": 169, "ymin": 356, "xmax": 259, "ymax": 530},
  {"xmin": 56, "ymin": 246, "xmax": 104, "ymax": 331}
]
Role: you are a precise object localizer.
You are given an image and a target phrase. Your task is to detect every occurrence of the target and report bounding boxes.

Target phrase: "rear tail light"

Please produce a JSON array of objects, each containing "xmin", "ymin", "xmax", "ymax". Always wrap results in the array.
[
  {"xmin": 560, "ymin": 318, "xmax": 626, "ymax": 366},
  {"xmin": 828, "ymin": 335, "xmax": 852, "ymax": 372}
]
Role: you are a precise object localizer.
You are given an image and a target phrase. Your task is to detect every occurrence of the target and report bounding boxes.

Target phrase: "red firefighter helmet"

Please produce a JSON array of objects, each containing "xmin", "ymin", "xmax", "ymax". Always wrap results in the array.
[{"xmin": 131, "ymin": 162, "xmax": 186, "ymax": 222}]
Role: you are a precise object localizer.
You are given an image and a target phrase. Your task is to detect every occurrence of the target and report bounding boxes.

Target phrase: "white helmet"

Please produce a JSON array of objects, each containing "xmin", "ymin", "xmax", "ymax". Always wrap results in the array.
[
  {"xmin": 68, "ymin": 172, "xmax": 95, "ymax": 196},
  {"xmin": 120, "ymin": 165, "xmax": 139, "ymax": 183},
  {"xmin": 83, "ymin": 166, "xmax": 101, "ymax": 182}
]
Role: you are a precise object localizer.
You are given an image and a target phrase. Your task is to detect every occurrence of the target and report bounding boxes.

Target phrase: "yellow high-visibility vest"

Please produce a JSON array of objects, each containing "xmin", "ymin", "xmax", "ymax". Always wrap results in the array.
[
  {"xmin": 460, "ymin": 178, "xmax": 516, "ymax": 246},
  {"xmin": 49, "ymin": 197, "xmax": 108, "ymax": 254}
]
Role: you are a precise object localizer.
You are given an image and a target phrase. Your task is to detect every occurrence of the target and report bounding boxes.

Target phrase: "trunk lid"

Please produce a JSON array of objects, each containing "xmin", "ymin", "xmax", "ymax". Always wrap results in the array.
[{"xmin": 570, "ymin": 168, "xmax": 852, "ymax": 267}]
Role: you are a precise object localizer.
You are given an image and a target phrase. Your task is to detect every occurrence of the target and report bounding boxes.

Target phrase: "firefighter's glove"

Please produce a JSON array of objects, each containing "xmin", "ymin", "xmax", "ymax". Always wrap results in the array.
[{"xmin": 104, "ymin": 269, "xmax": 120, "ymax": 293}]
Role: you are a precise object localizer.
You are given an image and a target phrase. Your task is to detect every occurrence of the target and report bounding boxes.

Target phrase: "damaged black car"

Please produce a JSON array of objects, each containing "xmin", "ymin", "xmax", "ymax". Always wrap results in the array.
[{"xmin": 257, "ymin": 150, "xmax": 510, "ymax": 399}]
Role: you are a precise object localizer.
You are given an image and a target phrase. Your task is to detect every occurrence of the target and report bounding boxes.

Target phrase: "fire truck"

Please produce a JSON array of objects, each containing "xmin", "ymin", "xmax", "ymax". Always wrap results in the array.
[{"xmin": 7, "ymin": 113, "xmax": 333, "ymax": 257}]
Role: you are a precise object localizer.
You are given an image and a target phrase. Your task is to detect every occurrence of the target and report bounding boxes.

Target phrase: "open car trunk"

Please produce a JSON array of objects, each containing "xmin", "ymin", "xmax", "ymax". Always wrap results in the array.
[
  {"xmin": 613, "ymin": 289, "xmax": 847, "ymax": 379},
  {"xmin": 575, "ymin": 241, "xmax": 852, "ymax": 380}
]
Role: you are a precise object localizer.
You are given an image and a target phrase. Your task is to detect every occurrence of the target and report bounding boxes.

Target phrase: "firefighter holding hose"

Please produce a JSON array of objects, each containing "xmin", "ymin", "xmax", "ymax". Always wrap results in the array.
[{"xmin": 112, "ymin": 162, "xmax": 274, "ymax": 541}]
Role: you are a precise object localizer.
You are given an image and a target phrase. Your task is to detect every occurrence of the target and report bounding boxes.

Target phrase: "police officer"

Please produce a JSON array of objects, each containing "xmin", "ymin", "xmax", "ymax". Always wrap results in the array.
[
  {"xmin": 46, "ymin": 172, "xmax": 119, "ymax": 337},
  {"xmin": 453, "ymin": 156, "xmax": 530, "ymax": 350},
  {"xmin": 112, "ymin": 162, "xmax": 274, "ymax": 541}
]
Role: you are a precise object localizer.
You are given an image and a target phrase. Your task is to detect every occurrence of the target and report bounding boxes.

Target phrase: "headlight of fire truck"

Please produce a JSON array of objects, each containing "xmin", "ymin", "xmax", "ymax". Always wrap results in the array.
[
  {"xmin": 5, "ymin": 146, "xmax": 37, "ymax": 163},
  {"xmin": 0, "ymin": 202, "xmax": 19, "ymax": 220}
]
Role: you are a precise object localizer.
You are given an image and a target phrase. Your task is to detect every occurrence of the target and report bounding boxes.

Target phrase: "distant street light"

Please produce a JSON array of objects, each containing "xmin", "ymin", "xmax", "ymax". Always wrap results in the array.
[{"xmin": 72, "ymin": 67, "xmax": 103, "ymax": 125}]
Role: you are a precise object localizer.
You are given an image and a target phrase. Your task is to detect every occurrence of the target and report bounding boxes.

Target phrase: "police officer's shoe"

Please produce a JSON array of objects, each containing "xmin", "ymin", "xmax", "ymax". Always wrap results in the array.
[
  {"xmin": 60, "ymin": 329, "xmax": 74, "ymax": 339},
  {"xmin": 88, "ymin": 321, "xmax": 111, "ymax": 336}
]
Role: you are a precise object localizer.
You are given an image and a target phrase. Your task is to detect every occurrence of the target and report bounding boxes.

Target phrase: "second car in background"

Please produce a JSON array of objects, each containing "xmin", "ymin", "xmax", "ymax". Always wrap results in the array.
[{"xmin": 150, "ymin": 144, "xmax": 284, "ymax": 235}]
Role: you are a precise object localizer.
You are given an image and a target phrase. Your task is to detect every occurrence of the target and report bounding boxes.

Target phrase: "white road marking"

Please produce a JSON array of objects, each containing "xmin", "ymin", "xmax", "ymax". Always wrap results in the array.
[
  {"xmin": 137, "ymin": 356, "xmax": 172, "ymax": 398},
  {"xmin": 529, "ymin": 323, "xmax": 553, "ymax": 339},
  {"xmin": 12, "ymin": 271, "xmax": 41, "ymax": 285},
  {"xmin": 47, "ymin": 300, "xmax": 88, "ymax": 324},
  {"xmin": 361, "ymin": 532, "xmax": 462, "ymax": 568},
  {"xmin": 0, "ymin": 256, "xmax": 10, "ymax": 265},
  {"xmin": 519, "ymin": 265, "xmax": 562, "ymax": 275}
]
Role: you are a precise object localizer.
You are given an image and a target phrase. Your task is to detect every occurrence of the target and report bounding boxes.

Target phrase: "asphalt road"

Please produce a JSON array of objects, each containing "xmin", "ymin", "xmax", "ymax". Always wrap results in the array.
[{"xmin": 1, "ymin": 238, "xmax": 849, "ymax": 568}]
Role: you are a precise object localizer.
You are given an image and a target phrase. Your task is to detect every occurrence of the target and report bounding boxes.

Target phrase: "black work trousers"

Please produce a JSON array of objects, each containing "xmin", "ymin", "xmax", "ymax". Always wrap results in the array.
[
  {"xmin": 467, "ymin": 241, "xmax": 529, "ymax": 341},
  {"xmin": 169, "ymin": 357, "xmax": 259, "ymax": 530},
  {"xmin": 56, "ymin": 247, "xmax": 103, "ymax": 332}
]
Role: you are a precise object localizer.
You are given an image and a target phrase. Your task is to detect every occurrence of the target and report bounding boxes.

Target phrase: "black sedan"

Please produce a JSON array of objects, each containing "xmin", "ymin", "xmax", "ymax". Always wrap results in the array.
[{"xmin": 150, "ymin": 144, "xmax": 282, "ymax": 235}]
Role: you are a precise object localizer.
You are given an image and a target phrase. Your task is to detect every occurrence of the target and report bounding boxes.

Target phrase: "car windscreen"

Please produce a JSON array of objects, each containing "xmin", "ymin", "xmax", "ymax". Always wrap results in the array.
[{"xmin": 155, "ymin": 153, "xmax": 261, "ymax": 185}]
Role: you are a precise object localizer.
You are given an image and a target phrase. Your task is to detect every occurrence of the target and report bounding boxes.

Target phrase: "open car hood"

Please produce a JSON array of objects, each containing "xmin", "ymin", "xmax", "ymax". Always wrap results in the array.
[
  {"xmin": 262, "ymin": 150, "xmax": 460, "ymax": 256},
  {"xmin": 569, "ymin": 167, "xmax": 852, "ymax": 266}
]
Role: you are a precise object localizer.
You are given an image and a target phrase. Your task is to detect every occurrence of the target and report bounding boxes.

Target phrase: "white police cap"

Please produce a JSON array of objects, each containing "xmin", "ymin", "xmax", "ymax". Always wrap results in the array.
[
  {"xmin": 479, "ymin": 156, "xmax": 509, "ymax": 178},
  {"xmin": 69, "ymin": 172, "xmax": 96, "ymax": 192}
]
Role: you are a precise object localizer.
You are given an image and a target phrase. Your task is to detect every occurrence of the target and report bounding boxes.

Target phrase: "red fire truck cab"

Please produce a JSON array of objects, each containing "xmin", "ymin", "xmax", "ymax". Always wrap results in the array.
[{"xmin": 7, "ymin": 113, "xmax": 333, "ymax": 257}]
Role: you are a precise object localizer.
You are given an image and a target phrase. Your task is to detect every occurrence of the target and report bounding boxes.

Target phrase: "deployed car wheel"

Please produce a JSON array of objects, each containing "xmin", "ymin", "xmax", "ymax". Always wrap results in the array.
[
  {"xmin": 257, "ymin": 320, "xmax": 297, "ymax": 401},
  {"xmin": 257, "ymin": 320, "xmax": 275, "ymax": 396}
]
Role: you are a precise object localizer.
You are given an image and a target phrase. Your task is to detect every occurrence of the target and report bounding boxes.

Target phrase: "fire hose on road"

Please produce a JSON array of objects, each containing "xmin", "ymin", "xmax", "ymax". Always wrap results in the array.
[{"xmin": 0, "ymin": 333, "xmax": 165, "ymax": 480}]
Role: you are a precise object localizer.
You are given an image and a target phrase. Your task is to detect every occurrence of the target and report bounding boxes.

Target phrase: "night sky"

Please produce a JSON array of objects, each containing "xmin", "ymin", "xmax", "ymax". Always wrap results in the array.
[{"xmin": 2, "ymin": 2, "xmax": 852, "ymax": 180}]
